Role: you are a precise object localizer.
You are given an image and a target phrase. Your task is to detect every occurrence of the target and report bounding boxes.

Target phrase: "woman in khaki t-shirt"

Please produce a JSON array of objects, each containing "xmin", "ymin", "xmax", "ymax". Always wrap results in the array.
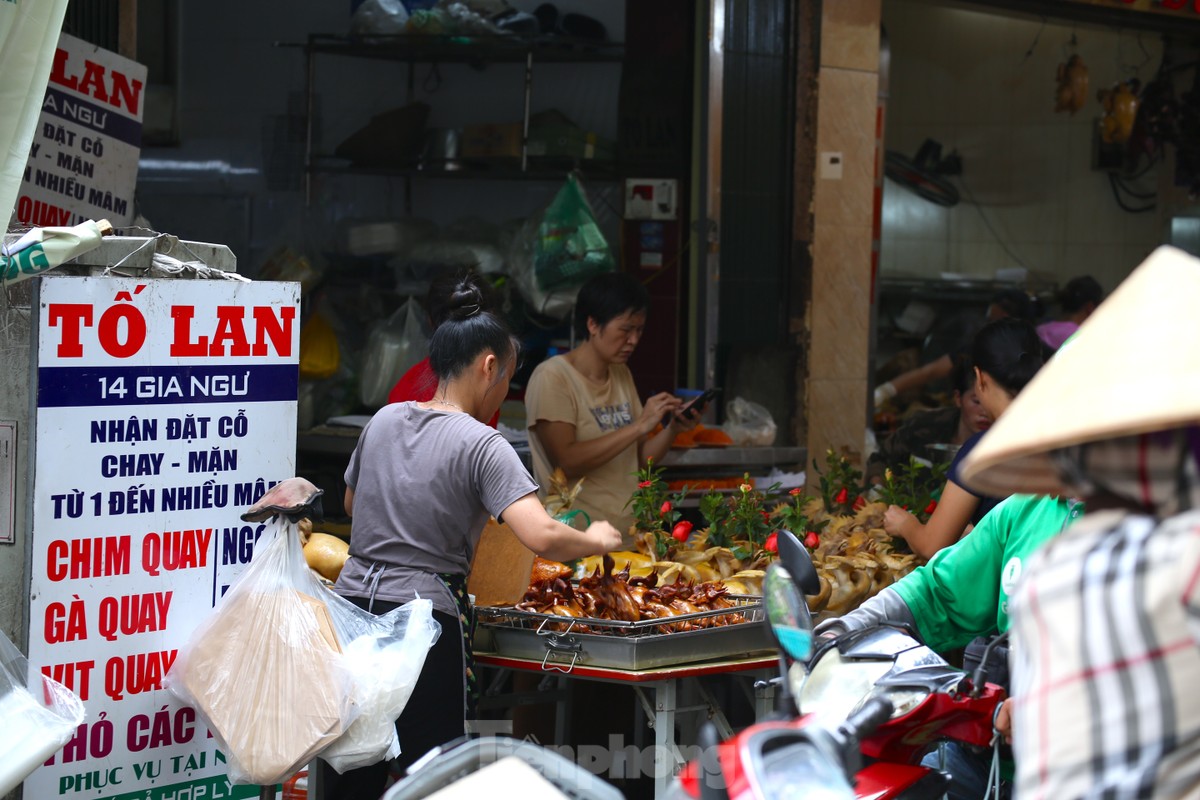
[{"xmin": 526, "ymin": 273, "xmax": 701, "ymax": 541}]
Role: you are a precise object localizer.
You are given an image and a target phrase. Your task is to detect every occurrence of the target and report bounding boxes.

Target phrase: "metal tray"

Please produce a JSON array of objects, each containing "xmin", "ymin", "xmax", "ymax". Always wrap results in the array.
[{"xmin": 476, "ymin": 598, "xmax": 772, "ymax": 672}]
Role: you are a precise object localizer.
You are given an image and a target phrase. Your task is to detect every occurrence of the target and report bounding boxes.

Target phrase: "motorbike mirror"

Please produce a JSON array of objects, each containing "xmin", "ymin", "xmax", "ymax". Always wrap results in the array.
[
  {"xmin": 763, "ymin": 563, "xmax": 814, "ymax": 662},
  {"xmin": 775, "ymin": 529, "xmax": 821, "ymax": 596}
]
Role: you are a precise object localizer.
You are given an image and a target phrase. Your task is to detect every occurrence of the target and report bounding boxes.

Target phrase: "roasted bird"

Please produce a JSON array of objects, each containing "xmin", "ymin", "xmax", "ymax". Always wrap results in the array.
[
  {"xmin": 799, "ymin": 500, "xmax": 920, "ymax": 617},
  {"xmin": 513, "ymin": 554, "xmax": 748, "ymax": 633},
  {"xmin": 533, "ymin": 491, "xmax": 921, "ymax": 625},
  {"xmin": 543, "ymin": 468, "xmax": 585, "ymax": 518}
]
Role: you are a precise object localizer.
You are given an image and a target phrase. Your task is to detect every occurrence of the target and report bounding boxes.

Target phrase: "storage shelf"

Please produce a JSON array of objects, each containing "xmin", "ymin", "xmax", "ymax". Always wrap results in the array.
[
  {"xmin": 308, "ymin": 156, "xmax": 627, "ymax": 183},
  {"xmin": 292, "ymin": 32, "xmax": 629, "ymax": 205},
  {"xmin": 281, "ymin": 33, "xmax": 625, "ymax": 64},
  {"xmin": 879, "ymin": 276, "xmax": 1058, "ymax": 301}
]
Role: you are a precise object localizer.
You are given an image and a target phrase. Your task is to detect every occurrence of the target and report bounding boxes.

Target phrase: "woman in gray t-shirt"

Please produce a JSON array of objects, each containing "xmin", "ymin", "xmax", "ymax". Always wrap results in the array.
[{"xmin": 322, "ymin": 279, "xmax": 621, "ymax": 800}]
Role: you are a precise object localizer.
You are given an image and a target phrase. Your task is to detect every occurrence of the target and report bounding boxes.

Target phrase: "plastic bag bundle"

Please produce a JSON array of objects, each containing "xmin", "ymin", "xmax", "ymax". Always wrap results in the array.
[
  {"xmin": 532, "ymin": 174, "xmax": 614, "ymax": 292},
  {"xmin": 359, "ymin": 297, "xmax": 431, "ymax": 409},
  {"xmin": 725, "ymin": 397, "xmax": 778, "ymax": 447},
  {"xmin": 350, "ymin": 0, "xmax": 409, "ymax": 36},
  {"xmin": 0, "ymin": 629, "xmax": 85, "ymax": 796},
  {"xmin": 406, "ymin": 1, "xmax": 507, "ymax": 37},
  {"xmin": 165, "ymin": 521, "xmax": 361, "ymax": 786},
  {"xmin": 508, "ymin": 175, "xmax": 614, "ymax": 319},
  {"xmin": 319, "ymin": 597, "xmax": 441, "ymax": 773}
]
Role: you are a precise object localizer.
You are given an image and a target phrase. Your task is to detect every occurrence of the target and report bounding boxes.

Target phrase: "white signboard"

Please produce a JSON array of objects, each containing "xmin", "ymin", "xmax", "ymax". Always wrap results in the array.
[
  {"xmin": 27, "ymin": 275, "xmax": 300, "ymax": 800},
  {"xmin": 13, "ymin": 33, "xmax": 146, "ymax": 228}
]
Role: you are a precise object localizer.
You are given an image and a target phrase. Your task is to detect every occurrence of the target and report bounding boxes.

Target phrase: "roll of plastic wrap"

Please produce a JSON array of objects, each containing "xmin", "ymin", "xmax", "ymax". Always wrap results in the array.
[
  {"xmin": 345, "ymin": 219, "xmax": 437, "ymax": 257},
  {"xmin": 346, "ymin": 222, "xmax": 404, "ymax": 256}
]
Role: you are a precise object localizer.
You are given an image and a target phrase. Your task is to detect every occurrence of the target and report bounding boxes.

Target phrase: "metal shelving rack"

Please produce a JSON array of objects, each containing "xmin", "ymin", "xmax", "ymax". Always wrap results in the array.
[{"xmin": 281, "ymin": 33, "xmax": 626, "ymax": 206}]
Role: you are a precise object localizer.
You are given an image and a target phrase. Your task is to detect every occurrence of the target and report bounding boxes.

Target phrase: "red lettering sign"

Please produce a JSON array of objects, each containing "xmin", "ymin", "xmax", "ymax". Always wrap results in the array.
[{"xmin": 48, "ymin": 48, "xmax": 144, "ymax": 115}]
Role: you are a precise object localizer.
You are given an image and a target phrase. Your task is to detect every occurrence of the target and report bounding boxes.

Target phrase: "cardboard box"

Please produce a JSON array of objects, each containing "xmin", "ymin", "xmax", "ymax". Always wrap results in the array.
[
  {"xmin": 468, "ymin": 518, "xmax": 535, "ymax": 607},
  {"xmin": 460, "ymin": 123, "xmax": 523, "ymax": 159},
  {"xmin": 527, "ymin": 125, "xmax": 615, "ymax": 161}
]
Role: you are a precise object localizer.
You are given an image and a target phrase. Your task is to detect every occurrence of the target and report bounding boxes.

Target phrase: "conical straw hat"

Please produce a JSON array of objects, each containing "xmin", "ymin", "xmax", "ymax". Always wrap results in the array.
[{"xmin": 960, "ymin": 246, "xmax": 1200, "ymax": 497}]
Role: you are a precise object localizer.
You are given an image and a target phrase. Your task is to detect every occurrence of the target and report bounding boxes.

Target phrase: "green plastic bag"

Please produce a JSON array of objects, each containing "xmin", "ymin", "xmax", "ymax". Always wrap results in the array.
[{"xmin": 533, "ymin": 174, "xmax": 615, "ymax": 291}]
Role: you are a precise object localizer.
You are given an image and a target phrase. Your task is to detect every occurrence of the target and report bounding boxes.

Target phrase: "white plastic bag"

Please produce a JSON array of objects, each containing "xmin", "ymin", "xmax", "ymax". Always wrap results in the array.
[
  {"xmin": 319, "ymin": 598, "xmax": 441, "ymax": 773},
  {"xmin": 725, "ymin": 397, "xmax": 777, "ymax": 447},
  {"xmin": 0, "ymin": 629, "xmax": 85, "ymax": 796},
  {"xmin": 165, "ymin": 520, "xmax": 361, "ymax": 786},
  {"xmin": 359, "ymin": 297, "xmax": 431, "ymax": 408},
  {"xmin": 350, "ymin": 0, "xmax": 409, "ymax": 35}
]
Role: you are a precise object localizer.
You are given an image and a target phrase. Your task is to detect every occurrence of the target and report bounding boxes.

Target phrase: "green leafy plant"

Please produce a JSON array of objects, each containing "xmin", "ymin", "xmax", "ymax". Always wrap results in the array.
[
  {"xmin": 627, "ymin": 459, "xmax": 666, "ymax": 531},
  {"xmin": 773, "ymin": 486, "xmax": 828, "ymax": 541},
  {"xmin": 875, "ymin": 457, "xmax": 948, "ymax": 523},
  {"xmin": 812, "ymin": 449, "xmax": 866, "ymax": 515},
  {"xmin": 626, "ymin": 459, "xmax": 689, "ymax": 558},
  {"xmin": 699, "ymin": 490, "xmax": 733, "ymax": 546},
  {"xmin": 698, "ymin": 474, "xmax": 780, "ymax": 558}
]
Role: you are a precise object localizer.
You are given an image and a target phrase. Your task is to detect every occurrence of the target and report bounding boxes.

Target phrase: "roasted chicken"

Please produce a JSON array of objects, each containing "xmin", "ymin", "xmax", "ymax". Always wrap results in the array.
[{"xmin": 513, "ymin": 554, "xmax": 747, "ymax": 633}]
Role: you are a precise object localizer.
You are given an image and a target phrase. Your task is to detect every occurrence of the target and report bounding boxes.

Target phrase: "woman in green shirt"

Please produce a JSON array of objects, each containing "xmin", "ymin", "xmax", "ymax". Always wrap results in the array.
[{"xmin": 816, "ymin": 493, "xmax": 1083, "ymax": 800}]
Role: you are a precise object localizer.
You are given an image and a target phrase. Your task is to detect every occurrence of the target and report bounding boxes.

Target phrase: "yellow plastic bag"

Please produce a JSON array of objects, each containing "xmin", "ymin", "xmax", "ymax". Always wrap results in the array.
[{"xmin": 299, "ymin": 313, "xmax": 340, "ymax": 380}]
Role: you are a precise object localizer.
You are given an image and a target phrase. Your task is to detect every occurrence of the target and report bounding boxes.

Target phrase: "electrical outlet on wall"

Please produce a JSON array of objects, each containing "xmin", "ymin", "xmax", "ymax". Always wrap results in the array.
[
  {"xmin": 624, "ymin": 179, "xmax": 678, "ymax": 220},
  {"xmin": 820, "ymin": 151, "xmax": 844, "ymax": 180}
]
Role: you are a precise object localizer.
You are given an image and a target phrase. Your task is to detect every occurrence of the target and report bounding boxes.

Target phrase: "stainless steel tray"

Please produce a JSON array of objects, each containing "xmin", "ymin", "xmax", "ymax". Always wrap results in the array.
[{"xmin": 476, "ymin": 598, "xmax": 772, "ymax": 672}]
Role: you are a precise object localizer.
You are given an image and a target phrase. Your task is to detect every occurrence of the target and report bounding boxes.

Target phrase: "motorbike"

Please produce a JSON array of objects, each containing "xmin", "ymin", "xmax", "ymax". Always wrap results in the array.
[
  {"xmin": 669, "ymin": 530, "xmax": 1007, "ymax": 800},
  {"xmin": 381, "ymin": 735, "xmax": 624, "ymax": 800}
]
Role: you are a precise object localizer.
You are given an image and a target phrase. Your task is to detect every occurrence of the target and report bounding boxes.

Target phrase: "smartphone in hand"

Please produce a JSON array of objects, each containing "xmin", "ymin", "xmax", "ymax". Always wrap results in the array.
[{"xmin": 662, "ymin": 388, "xmax": 720, "ymax": 428}]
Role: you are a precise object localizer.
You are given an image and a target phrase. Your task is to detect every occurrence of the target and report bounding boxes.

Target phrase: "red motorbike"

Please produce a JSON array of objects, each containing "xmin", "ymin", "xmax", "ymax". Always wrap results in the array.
[{"xmin": 668, "ymin": 531, "xmax": 1007, "ymax": 800}]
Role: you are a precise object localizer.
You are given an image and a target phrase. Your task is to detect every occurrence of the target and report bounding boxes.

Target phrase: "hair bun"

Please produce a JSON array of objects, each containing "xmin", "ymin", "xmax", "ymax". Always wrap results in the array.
[{"xmin": 447, "ymin": 285, "xmax": 483, "ymax": 321}]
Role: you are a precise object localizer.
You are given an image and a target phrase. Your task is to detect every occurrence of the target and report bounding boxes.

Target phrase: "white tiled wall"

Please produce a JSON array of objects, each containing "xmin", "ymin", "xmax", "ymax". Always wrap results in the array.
[{"xmin": 880, "ymin": 0, "xmax": 1175, "ymax": 291}]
